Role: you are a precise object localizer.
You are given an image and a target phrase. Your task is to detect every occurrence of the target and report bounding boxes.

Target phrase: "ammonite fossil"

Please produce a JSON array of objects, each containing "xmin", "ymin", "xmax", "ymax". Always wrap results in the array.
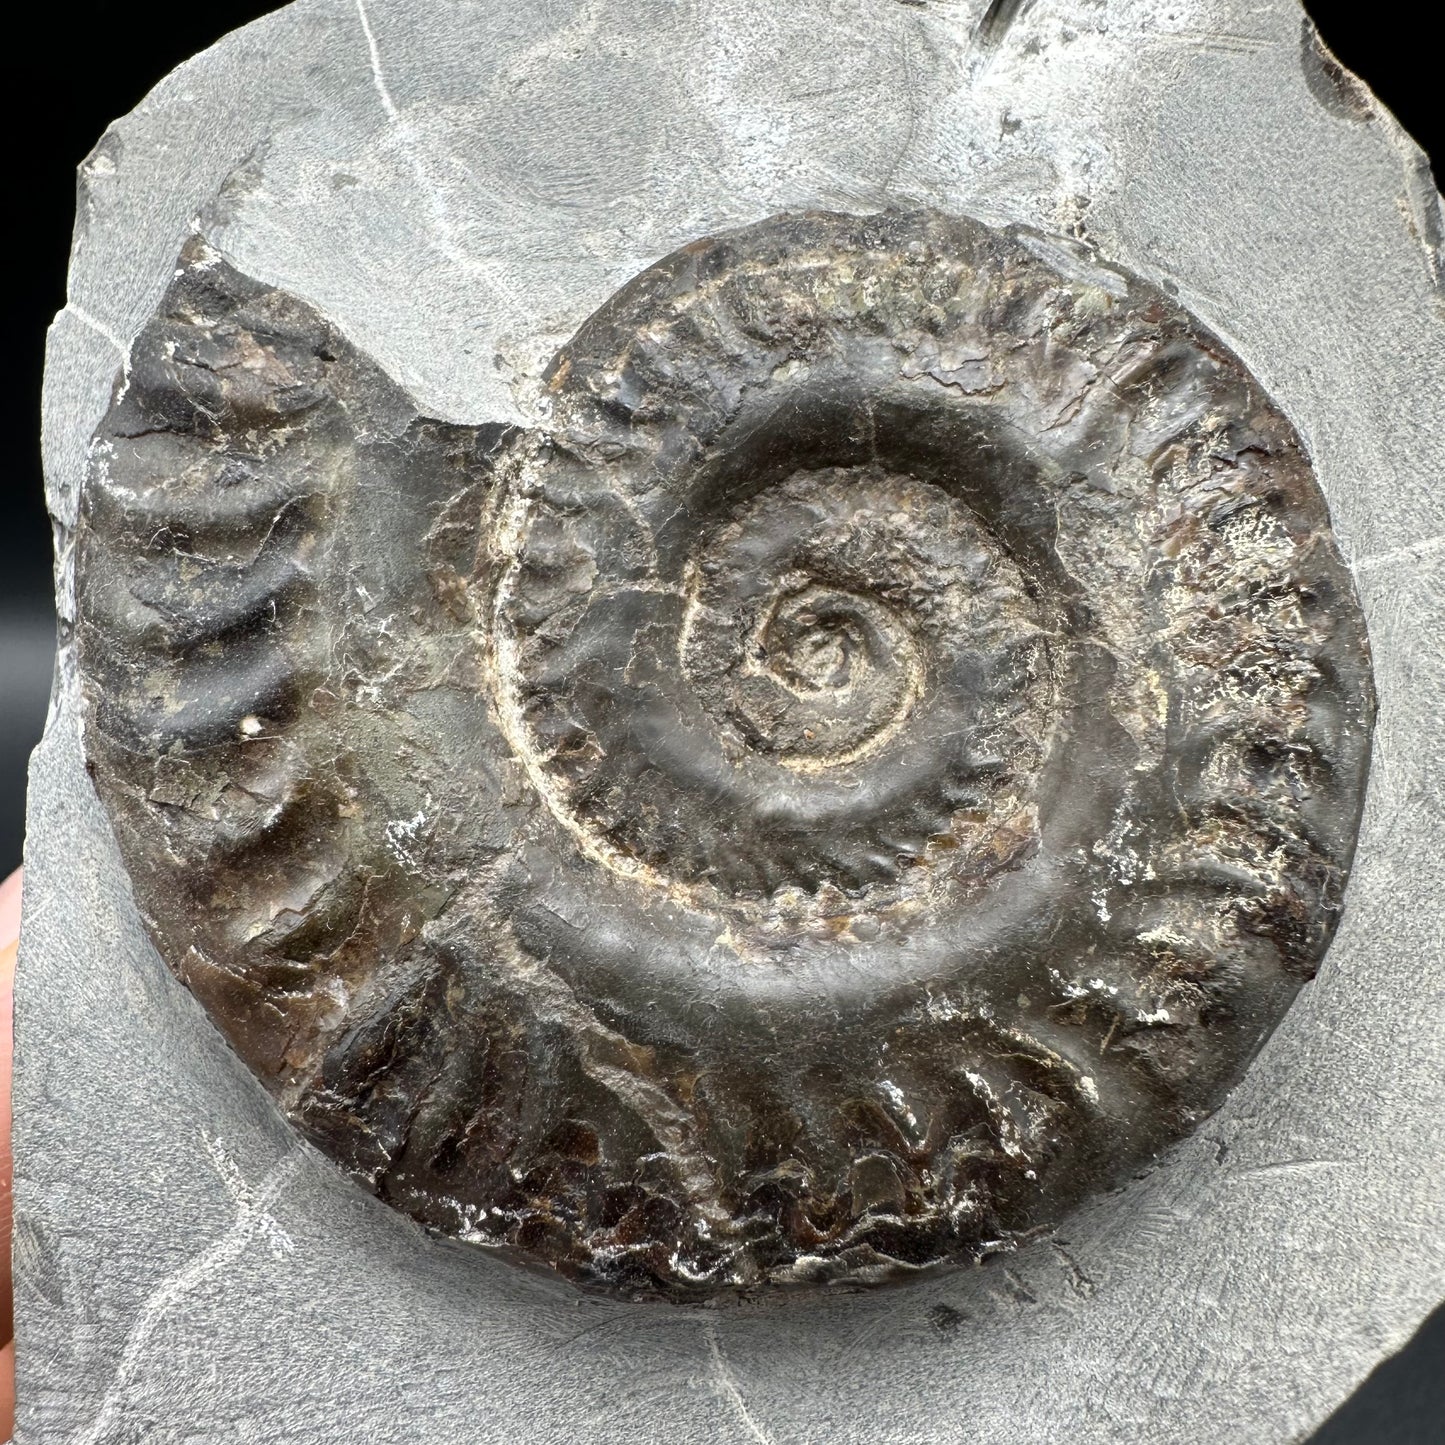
[{"xmin": 76, "ymin": 209, "xmax": 1374, "ymax": 1299}]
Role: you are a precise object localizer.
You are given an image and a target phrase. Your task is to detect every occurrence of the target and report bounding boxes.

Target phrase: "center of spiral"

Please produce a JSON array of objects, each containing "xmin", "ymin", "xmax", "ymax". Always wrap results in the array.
[
  {"xmin": 679, "ymin": 470, "xmax": 951, "ymax": 769},
  {"xmin": 763, "ymin": 587, "xmax": 877, "ymax": 693},
  {"xmin": 500, "ymin": 456, "xmax": 1054, "ymax": 897},
  {"xmin": 727, "ymin": 580, "xmax": 920, "ymax": 764}
]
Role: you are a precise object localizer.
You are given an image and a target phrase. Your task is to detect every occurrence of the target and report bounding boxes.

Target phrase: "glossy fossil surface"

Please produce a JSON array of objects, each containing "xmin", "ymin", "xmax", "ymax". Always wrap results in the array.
[{"xmin": 75, "ymin": 209, "xmax": 1374, "ymax": 1299}]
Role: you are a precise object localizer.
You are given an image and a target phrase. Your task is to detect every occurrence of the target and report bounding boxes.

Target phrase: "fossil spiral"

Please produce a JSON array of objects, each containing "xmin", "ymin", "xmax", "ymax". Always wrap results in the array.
[{"xmin": 75, "ymin": 209, "xmax": 1374, "ymax": 1298}]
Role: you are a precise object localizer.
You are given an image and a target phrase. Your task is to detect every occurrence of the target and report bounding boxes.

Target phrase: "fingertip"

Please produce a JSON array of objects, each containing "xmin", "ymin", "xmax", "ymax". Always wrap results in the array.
[
  {"xmin": 0, "ymin": 870, "xmax": 19, "ymax": 954},
  {"xmin": 0, "ymin": 1335, "xmax": 13, "ymax": 1440}
]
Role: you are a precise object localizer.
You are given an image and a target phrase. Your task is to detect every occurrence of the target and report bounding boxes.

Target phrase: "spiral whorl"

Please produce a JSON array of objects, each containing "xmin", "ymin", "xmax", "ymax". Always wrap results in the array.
[{"xmin": 75, "ymin": 212, "xmax": 1375, "ymax": 1299}]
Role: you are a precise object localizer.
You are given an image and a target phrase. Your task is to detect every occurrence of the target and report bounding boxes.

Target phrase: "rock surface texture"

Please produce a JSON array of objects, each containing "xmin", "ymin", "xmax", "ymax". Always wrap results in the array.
[{"xmin": 19, "ymin": 0, "xmax": 1444, "ymax": 1439}]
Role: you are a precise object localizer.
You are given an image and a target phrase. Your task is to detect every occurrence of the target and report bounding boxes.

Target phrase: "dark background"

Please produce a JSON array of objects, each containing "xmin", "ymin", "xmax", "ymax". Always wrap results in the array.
[{"xmin": 2, "ymin": 4, "xmax": 1438, "ymax": 1437}]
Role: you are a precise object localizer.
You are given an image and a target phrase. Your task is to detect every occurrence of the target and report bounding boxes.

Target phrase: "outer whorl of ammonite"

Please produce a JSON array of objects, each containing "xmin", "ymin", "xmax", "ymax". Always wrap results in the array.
[{"xmin": 75, "ymin": 210, "xmax": 1374, "ymax": 1299}]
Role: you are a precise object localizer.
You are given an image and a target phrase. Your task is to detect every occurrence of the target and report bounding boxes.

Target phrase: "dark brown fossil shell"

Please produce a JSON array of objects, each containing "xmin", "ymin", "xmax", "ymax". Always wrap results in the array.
[{"xmin": 75, "ymin": 209, "xmax": 1375, "ymax": 1299}]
